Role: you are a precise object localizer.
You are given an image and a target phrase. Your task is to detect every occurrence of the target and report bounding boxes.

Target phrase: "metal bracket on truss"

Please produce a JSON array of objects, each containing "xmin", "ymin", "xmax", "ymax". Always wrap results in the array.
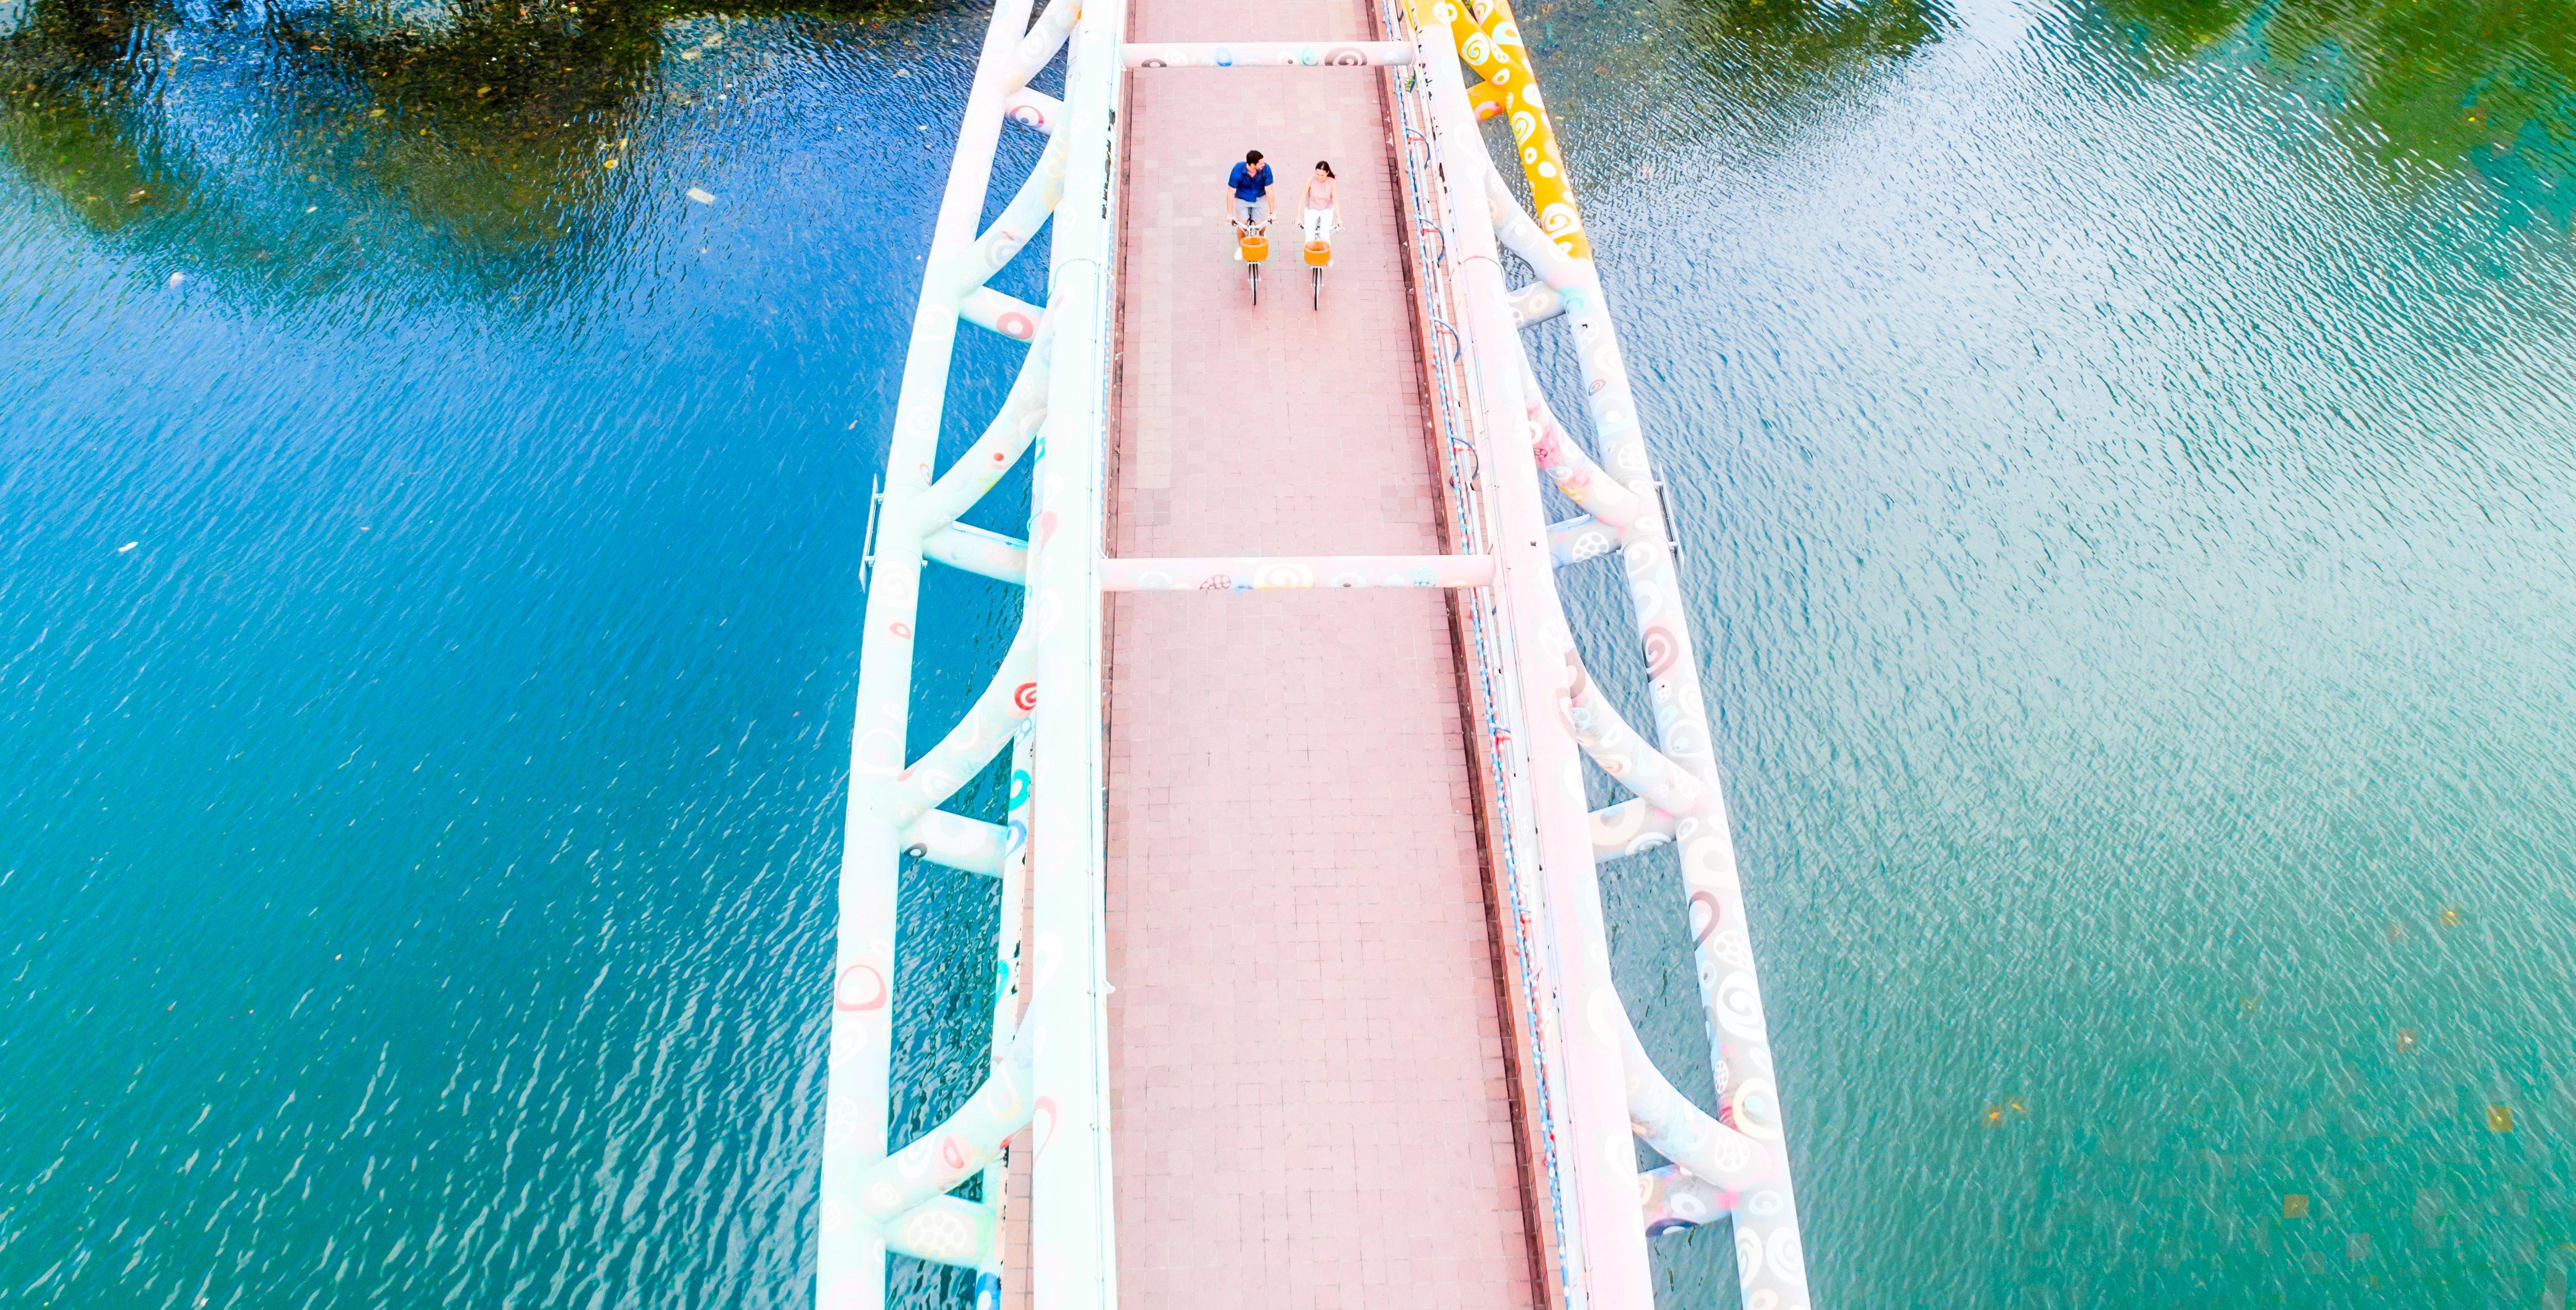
[{"xmin": 858, "ymin": 473, "xmax": 885, "ymax": 591}]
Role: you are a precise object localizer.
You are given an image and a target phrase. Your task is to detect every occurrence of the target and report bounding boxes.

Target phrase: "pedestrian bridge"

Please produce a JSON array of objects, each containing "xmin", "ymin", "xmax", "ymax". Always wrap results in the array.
[{"xmin": 816, "ymin": 0, "xmax": 1810, "ymax": 1304}]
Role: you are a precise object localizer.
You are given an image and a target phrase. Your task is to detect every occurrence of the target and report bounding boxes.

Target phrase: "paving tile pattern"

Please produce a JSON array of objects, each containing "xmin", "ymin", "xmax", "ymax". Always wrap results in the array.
[{"xmin": 1094, "ymin": 0, "xmax": 1543, "ymax": 1302}]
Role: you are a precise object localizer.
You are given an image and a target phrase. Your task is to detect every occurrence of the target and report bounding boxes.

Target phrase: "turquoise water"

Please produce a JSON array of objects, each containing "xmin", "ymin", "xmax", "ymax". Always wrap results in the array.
[
  {"xmin": 1530, "ymin": 1, "xmax": 2576, "ymax": 1305},
  {"xmin": 4, "ymin": 0, "xmax": 2574, "ymax": 1306}
]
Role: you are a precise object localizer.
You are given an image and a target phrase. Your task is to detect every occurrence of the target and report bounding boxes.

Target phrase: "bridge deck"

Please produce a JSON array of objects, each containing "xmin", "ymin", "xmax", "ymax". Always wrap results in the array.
[{"xmin": 1089, "ymin": 0, "xmax": 1543, "ymax": 1302}]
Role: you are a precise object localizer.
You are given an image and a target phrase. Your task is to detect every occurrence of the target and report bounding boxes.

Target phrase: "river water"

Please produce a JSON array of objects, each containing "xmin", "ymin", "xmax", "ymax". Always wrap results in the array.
[{"xmin": 2, "ymin": 0, "xmax": 2571, "ymax": 1306}]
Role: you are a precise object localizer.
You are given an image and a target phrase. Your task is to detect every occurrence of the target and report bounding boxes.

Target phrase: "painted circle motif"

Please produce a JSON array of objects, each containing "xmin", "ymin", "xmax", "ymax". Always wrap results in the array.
[
  {"xmin": 1769, "ymin": 1229, "xmax": 1808, "ymax": 1283},
  {"xmin": 1325, "ymin": 46, "xmax": 1368, "ymax": 65},
  {"xmin": 900, "ymin": 1207, "xmax": 977, "ymax": 1263},
  {"xmin": 996, "ymin": 310, "xmax": 1036, "ymax": 341},
  {"xmin": 1687, "ymin": 889, "xmax": 1722, "ymax": 945},
  {"xmin": 1642, "ymin": 624, "xmax": 1679, "ymax": 678},
  {"xmin": 835, "ymin": 962, "xmax": 888, "ymax": 1012},
  {"xmin": 1730, "ymin": 1077, "xmax": 1783, "ymax": 1141},
  {"xmin": 1012, "ymin": 681, "xmax": 1038, "ymax": 713},
  {"xmin": 1715, "ymin": 970, "xmax": 1765, "ymax": 1037},
  {"xmin": 1736, "ymin": 1227, "xmax": 1766, "ymax": 1281}
]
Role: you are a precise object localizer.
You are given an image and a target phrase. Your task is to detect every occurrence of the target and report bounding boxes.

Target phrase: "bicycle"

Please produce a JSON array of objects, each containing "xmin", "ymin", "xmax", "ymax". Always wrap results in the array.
[
  {"xmin": 1300, "ymin": 214, "xmax": 1336, "ymax": 310},
  {"xmin": 1231, "ymin": 214, "xmax": 1272, "ymax": 305}
]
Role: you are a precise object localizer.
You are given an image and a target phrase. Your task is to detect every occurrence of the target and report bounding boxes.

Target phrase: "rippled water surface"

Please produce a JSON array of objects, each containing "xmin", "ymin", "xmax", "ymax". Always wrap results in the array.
[
  {"xmin": 5, "ymin": 0, "xmax": 2574, "ymax": 1305},
  {"xmin": 1528, "ymin": 1, "xmax": 2576, "ymax": 1305}
]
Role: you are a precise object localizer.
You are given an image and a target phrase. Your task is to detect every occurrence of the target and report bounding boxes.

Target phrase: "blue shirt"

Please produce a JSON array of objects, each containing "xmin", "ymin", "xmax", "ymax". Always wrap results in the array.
[{"xmin": 1228, "ymin": 162, "xmax": 1274, "ymax": 202}]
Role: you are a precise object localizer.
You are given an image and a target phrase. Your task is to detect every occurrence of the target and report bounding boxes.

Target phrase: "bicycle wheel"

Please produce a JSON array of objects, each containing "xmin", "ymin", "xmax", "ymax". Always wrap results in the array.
[
  {"xmin": 1311, "ymin": 267, "xmax": 1321, "ymax": 310},
  {"xmin": 1248, "ymin": 261, "xmax": 1260, "ymax": 306}
]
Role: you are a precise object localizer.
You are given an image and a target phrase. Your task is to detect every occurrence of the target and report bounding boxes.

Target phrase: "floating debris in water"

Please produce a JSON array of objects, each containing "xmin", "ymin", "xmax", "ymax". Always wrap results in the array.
[
  {"xmin": 2239, "ymin": 995, "xmax": 2259, "ymax": 1014},
  {"xmin": 2396, "ymin": 1028, "xmax": 2417, "ymax": 1052},
  {"xmin": 687, "ymin": 187, "xmax": 715, "ymax": 204},
  {"xmin": 167, "ymin": 272, "xmax": 186, "ymax": 288},
  {"xmin": 2388, "ymin": 921, "xmax": 2407, "ymax": 941},
  {"xmin": 2487, "ymin": 1105, "xmax": 2513, "ymax": 1132},
  {"xmin": 117, "ymin": 542, "xmax": 137, "ymax": 552},
  {"xmin": 2440, "ymin": 906, "xmax": 2463, "ymax": 926},
  {"xmin": 2283, "ymin": 1194, "xmax": 2309, "ymax": 1218}
]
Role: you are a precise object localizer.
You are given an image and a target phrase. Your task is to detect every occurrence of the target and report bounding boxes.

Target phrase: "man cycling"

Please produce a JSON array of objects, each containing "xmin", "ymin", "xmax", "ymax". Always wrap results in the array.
[{"xmin": 1225, "ymin": 149, "xmax": 1275, "ymax": 232}]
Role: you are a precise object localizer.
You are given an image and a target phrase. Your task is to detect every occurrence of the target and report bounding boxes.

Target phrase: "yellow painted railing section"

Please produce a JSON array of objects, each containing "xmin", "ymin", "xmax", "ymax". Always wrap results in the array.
[{"xmin": 1420, "ymin": 0, "xmax": 1592, "ymax": 260}]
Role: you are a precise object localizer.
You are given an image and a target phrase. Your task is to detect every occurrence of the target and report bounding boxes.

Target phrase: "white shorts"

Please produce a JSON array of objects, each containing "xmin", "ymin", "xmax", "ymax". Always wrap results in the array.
[{"xmin": 1300, "ymin": 207, "xmax": 1336, "ymax": 243}]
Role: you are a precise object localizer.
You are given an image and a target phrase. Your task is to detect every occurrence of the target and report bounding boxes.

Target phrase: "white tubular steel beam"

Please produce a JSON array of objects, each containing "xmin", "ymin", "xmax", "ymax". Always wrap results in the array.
[
  {"xmin": 822, "ymin": 0, "xmax": 1039, "ymax": 1304},
  {"xmin": 919, "ymin": 314, "xmax": 1054, "ymax": 532},
  {"xmin": 961, "ymin": 287, "xmax": 1045, "ymax": 341},
  {"xmin": 886, "ymin": 617, "xmax": 1036, "ymax": 825},
  {"xmin": 1613, "ymin": 1002, "xmax": 1765, "ymax": 1193},
  {"xmin": 1548, "ymin": 514, "xmax": 1618, "ymax": 568},
  {"xmin": 925, "ymin": 523, "xmax": 1031, "ymax": 585},
  {"xmin": 1416, "ymin": 18, "xmax": 1659, "ymax": 1304},
  {"xmin": 1099, "ymin": 554, "xmax": 1494, "ymax": 591},
  {"xmin": 1639, "ymin": 1164, "xmax": 1736, "ymax": 1235},
  {"xmin": 1124, "ymin": 40, "xmax": 1412, "ymax": 68},
  {"xmin": 904, "ymin": 808, "xmax": 1008, "ymax": 877},
  {"xmin": 1026, "ymin": 0, "xmax": 1124, "ymax": 1303},
  {"xmin": 1002, "ymin": 86, "xmax": 1062, "ymax": 134},
  {"xmin": 1003, "ymin": 0, "xmax": 1077, "ymax": 85},
  {"xmin": 1565, "ymin": 661, "xmax": 1711, "ymax": 820},
  {"xmin": 1588, "ymin": 797, "xmax": 1677, "ymax": 860},
  {"xmin": 1454, "ymin": 1, "xmax": 1811, "ymax": 1296},
  {"xmin": 1508, "ymin": 281, "xmax": 1564, "ymax": 327}
]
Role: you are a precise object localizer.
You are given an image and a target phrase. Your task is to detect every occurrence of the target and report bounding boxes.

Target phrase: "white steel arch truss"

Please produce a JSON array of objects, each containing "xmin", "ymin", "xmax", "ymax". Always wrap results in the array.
[
  {"xmin": 1379, "ymin": 0, "xmax": 1816, "ymax": 1305},
  {"xmin": 818, "ymin": 0, "xmax": 1123, "ymax": 1304}
]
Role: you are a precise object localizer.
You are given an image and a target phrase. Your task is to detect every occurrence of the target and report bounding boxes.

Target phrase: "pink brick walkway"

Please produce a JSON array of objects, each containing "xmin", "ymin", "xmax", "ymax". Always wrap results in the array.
[{"xmin": 1095, "ymin": 0, "xmax": 1543, "ymax": 1303}]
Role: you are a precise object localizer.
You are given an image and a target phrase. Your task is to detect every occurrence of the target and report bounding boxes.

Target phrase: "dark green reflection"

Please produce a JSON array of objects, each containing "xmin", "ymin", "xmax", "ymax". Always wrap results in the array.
[
  {"xmin": 0, "ymin": 0, "xmax": 938, "ymax": 282},
  {"xmin": 1673, "ymin": 0, "xmax": 1949, "ymax": 74},
  {"xmin": 2100, "ymin": 0, "xmax": 2576, "ymax": 221}
]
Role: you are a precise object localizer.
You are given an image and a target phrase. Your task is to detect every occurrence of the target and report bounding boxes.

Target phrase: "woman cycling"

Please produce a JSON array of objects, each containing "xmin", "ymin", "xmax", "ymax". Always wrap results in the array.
[{"xmin": 1299, "ymin": 160, "xmax": 1338, "ymax": 246}]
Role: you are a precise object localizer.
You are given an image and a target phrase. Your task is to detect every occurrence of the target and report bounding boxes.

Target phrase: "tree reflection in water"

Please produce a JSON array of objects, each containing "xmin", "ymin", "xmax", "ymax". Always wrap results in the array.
[
  {"xmin": 1679, "ymin": 0, "xmax": 1949, "ymax": 77},
  {"xmin": 2098, "ymin": 0, "xmax": 2576, "ymax": 228},
  {"xmin": 0, "ymin": 0, "xmax": 936, "ymax": 289}
]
